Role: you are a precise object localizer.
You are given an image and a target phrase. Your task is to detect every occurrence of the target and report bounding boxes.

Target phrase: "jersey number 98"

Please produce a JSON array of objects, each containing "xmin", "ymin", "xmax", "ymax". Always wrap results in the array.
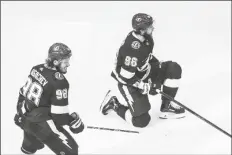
[
  {"xmin": 124, "ymin": 56, "xmax": 138, "ymax": 67},
  {"xmin": 21, "ymin": 77, "xmax": 43, "ymax": 106},
  {"xmin": 56, "ymin": 89, "xmax": 68, "ymax": 100}
]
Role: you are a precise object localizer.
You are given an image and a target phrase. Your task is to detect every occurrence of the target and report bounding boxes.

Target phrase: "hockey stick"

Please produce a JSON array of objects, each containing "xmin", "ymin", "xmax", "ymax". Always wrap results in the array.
[
  {"xmin": 156, "ymin": 89, "xmax": 232, "ymax": 138},
  {"xmin": 87, "ymin": 126, "xmax": 139, "ymax": 134}
]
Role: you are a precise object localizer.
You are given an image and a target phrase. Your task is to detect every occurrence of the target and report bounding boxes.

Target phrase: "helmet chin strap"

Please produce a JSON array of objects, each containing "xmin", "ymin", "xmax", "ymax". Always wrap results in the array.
[
  {"xmin": 144, "ymin": 33, "xmax": 153, "ymax": 38},
  {"xmin": 55, "ymin": 63, "xmax": 64, "ymax": 74},
  {"xmin": 133, "ymin": 30, "xmax": 152, "ymax": 42},
  {"xmin": 135, "ymin": 27, "xmax": 152, "ymax": 36},
  {"xmin": 51, "ymin": 59, "xmax": 62, "ymax": 73},
  {"xmin": 52, "ymin": 58, "xmax": 69, "ymax": 74}
]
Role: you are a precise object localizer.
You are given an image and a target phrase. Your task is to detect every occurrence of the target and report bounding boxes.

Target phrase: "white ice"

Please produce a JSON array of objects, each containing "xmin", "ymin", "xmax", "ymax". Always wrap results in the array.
[{"xmin": 1, "ymin": 1, "xmax": 231, "ymax": 154}]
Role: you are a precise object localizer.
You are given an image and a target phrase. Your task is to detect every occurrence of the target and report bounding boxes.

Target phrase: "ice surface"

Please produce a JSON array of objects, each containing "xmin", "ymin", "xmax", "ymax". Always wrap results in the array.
[{"xmin": 1, "ymin": 1, "xmax": 231, "ymax": 154}]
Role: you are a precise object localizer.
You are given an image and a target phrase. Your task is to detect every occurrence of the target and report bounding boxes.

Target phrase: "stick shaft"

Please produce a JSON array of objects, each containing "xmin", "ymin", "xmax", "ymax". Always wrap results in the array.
[
  {"xmin": 87, "ymin": 126, "xmax": 139, "ymax": 134},
  {"xmin": 157, "ymin": 90, "xmax": 231, "ymax": 138}
]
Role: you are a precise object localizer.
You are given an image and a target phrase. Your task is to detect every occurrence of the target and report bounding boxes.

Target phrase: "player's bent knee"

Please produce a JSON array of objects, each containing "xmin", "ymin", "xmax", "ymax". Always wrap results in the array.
[
  {"xmin": 64, "ymin": 141, "xmax": 78, "ymax": 155},
  {"xmin": 37, "ymin": 143, "xmax": 45, "ymax": 150},
  {"xmin": 66, "ymin": 146, "xmax": 78, "ymax": 155},
  {"xmin": 21, "ymin": 146, "xmax": 37, "ymax": 154},
  {"xmin": 132, "ymin": 112, "xmax": 151, "ymax": 128},
  {"xmin": 166, "ymin": 61, "xmax": 182, "ymax": 79},
  {"xmin": 71, "ymin": 147, "xmax": 78, "ymax": 155},
  {"xmin": 21, "ymin": 141, "xmax": 44, "ymax": 154}
]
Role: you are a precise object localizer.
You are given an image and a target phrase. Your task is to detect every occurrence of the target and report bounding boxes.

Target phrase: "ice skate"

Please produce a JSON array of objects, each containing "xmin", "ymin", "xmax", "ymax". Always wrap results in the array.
[
  {"xmin": 159, "ymin": 100, "xmax": 185, "ymax": 119},
  {"xmin": 100, "ymin": 90, "xmax": 120, "ymax": 115}
]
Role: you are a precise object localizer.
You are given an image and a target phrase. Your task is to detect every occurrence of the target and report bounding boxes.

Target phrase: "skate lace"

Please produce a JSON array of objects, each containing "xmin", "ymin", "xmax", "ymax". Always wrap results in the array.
[{"xmin": 170, "ymin": 102, "xmax": 181, "ymax": 110}]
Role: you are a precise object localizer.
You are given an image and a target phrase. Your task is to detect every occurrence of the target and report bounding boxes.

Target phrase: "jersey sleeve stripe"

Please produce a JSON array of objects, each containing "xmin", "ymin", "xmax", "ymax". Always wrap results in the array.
[
  {"xmin": 122, "ymin": 85, "xmax": 135, "ymax": 112},
  {"xmin": 120, "ymin": 67, "xmax": 135, "ymax": 79},
  {"xmin": 51, "ymin": 105, "xmax": 69, "ymax": 114},
  {"xmin": 19, "ymin": 89, "xmax": 24, "ymax": 96},
  {"xmin": 163, "ymin": 79, "xmax": 180, "ymax": 88},
  {"xmin": 140, "ymin": 64, "xmax": 151, "ymax": 81},
  {"xmin": 112, "ymin": 69, "xmax": 127, "ymax": 84}
]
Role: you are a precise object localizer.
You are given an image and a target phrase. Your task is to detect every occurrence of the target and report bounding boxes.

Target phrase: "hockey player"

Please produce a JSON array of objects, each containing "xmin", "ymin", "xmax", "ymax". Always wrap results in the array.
[
  {"xmin": 14, "ymin": 43, "xmax": 84, "ymax": 155},
  {"xmin": 100, "ymin": 13, "xmax": 185, "ymax": 128}
]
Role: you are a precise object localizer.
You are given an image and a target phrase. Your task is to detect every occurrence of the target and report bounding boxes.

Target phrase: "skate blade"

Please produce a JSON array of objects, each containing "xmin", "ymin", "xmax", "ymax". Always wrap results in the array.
[
  {"xmin": 159, "ymin": 112, "xmax": 186, "ymax": 119},
  {"xmin": 99, "ymin": 90, "xmax": 112, "ymax": 113}
]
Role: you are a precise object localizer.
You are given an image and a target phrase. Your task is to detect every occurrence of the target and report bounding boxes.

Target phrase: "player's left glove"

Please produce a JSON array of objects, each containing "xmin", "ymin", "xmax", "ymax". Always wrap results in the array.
[
  {"xmin": 14, "ymin": 113, "xmax": 24, "ymax": 129},
  {"xmin": 149, "ymin": 83, "xmax": 161, "ymax": 95},
  {"xmin": 148, "ymin": 78, "xmax": 161, "ymax": 95},
  {"xmin": 69, "ymin": 112, "xmax": 84, "ymax": 134}
]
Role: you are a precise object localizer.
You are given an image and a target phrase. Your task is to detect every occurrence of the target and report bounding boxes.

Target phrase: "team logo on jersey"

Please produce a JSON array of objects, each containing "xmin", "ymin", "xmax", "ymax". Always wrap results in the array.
[
  {"xmin": 55, "ymin": 72, "xmax": 64, "ymax": 80},
  {"xmin": 131, "ymin": 41, "xmax": 141, "ymax": 49}
]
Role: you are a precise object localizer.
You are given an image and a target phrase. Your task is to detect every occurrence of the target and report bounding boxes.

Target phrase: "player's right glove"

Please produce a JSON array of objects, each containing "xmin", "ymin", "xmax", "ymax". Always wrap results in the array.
[
  {"xmin": 69, "ymin": 112, "xmax": 84, "ymax": 134},
  {"xmin": 133, "ymin": 80, "xmax": 151, "ymax": 95}
]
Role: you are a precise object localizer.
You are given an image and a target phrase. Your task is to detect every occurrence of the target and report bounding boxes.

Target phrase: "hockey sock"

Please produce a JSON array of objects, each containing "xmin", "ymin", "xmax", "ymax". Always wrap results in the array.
[
  {"xmin": 162, "ymin": 78, "xmax": 180, "ymax": 101},
  {"xmin": 162, "ymin": 85, "xmax": 178, "ymax": 101}
]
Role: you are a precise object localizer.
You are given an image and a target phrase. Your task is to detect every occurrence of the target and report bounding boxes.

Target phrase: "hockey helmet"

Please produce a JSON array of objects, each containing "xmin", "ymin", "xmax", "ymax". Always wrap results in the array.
[
  {"xmin": 132, "ymin": 13, "xmax": 154, "ymax": 30},
  {"xmin": 48, "ymin": 42, "xmax": 72, "ymax": 61}
]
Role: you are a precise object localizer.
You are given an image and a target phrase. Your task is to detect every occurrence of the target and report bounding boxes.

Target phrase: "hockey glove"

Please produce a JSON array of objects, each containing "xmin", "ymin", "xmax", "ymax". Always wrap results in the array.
[
  {"xmin": 69, "ymin": 112, "xmax": 84, "ymax": 134},
  {"xmin": 148, "ymin": 78, "xmax": 161, "ymax": 96},
  {"xmin": 14, "ymin": 113, "xmax": 24, "ymax": 129},
  {"xmin": 149, "ymin": 82, "xmax": 161, "ymax": 95},
  {"xmin": 133, "ymin": 81, "xmax": 151, "ymax": 95}
]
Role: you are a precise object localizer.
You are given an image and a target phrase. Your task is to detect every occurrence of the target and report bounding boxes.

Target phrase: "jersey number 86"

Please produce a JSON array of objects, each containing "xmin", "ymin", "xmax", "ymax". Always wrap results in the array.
[{"xmin": 124, "ymin": 56, "xmax": 138, "ymax": 67}]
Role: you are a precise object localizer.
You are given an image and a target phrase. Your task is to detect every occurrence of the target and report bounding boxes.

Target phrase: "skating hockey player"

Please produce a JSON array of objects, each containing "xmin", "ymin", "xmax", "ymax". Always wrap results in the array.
[{"xmin": 14, "ymin": 43, "xmax": 84, "ymax": 154}]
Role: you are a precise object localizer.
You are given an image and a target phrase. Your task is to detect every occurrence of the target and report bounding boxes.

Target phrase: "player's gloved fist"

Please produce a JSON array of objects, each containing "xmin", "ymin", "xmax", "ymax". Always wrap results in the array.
[
  {"xmin": 134, "ymin": 81, "xmax": 151, "ymax": 95},
  {"xmin": 69, "ymin": 112, "xmax": 84, "ymax": 134},
  {"xmin": 147, "ymin": 78, "xmax": 161, "ymax": 95},
  {"xmin": 149, "ymin": 83, "xmax": 161, "ymax": 95},
  {"xmin": 141, "ymin": 82, "xmax": 151, "ymax": 95},
  {"xmin": 14, "ymin": 113, "xmax": 24, "ymax": 129}
]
